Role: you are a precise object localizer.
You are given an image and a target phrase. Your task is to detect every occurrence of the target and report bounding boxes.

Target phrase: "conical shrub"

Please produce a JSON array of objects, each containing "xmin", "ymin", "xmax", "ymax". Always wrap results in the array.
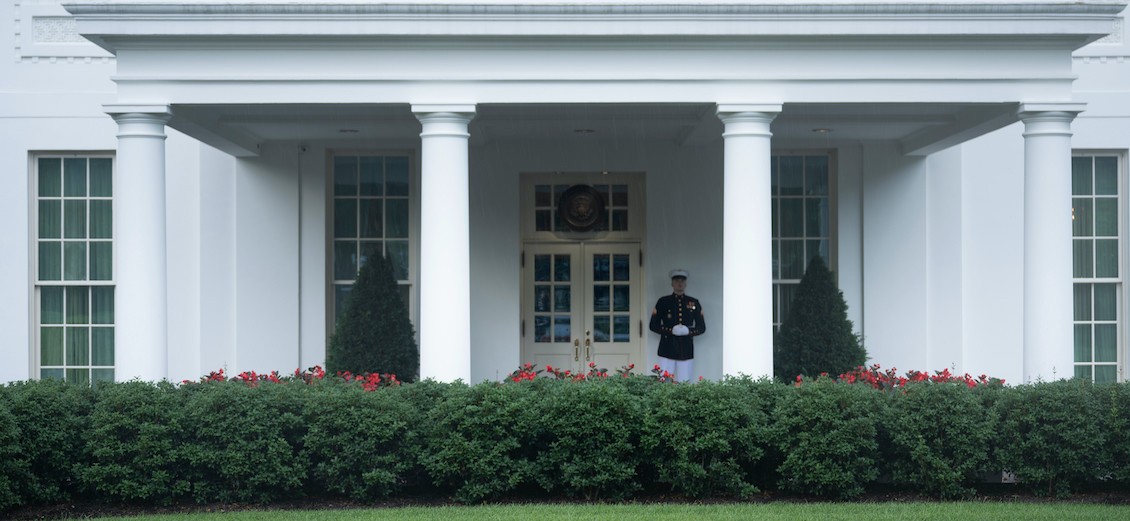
[
  {"xmin": 773, "ymin": 255, "xmax": 866, "ymax": 380},
  {"xmin": 327, "ymin": 254, "xmax": 419, "ymax": 381}
]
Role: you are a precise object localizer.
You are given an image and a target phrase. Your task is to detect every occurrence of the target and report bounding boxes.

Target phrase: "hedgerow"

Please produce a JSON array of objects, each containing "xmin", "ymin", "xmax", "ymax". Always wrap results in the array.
[{"xmin": 2, "ymin": 365, "xmax": 1129, "ymax": 512}]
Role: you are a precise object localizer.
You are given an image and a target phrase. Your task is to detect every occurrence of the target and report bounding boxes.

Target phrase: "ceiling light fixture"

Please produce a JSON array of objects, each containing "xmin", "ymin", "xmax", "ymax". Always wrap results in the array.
[
  {"xmin": 811, "ymin": 128, "xmax": 833, "ymax": 134},
  {"xmin": 339, "ymin": 129, "xmax": 359, "ymax": 134}
]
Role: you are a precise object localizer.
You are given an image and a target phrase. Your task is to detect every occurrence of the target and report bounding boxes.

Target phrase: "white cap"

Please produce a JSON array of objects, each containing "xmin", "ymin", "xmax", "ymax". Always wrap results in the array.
[{"xmin": 669, "ymin": 269, "xmax": 689, "ymax": 279}]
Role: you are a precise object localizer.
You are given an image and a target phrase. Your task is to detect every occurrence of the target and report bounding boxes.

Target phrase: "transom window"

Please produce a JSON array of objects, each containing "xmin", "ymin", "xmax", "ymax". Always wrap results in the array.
[
  {"xmin": 331, "ymin": 154, "xmax": 413, "ymax": 323},
  {"xmin": 772, "ymin": 154, "xmax": 832, "ymax": 331},
  {"xmin": 534, "ymin": 183, "xmax": 630, "ymax": 232},
  {"xmin": 1072, "ymin": 154, "xmax": 1123, "ymax": 383},
  {"xmin": 34, "ymin": 156, "xmax": 115, "ymax": 383}
]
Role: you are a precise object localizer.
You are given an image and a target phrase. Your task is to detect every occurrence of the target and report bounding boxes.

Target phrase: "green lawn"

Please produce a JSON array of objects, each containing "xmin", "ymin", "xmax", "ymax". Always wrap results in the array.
[{"xmin": 94, "ymin": 502, "xmax": 1130, "ymax": 521}]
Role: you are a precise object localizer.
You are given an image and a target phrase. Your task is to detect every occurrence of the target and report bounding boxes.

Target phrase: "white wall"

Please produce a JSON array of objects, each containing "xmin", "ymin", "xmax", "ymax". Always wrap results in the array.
[{"xmin": 926, "ymin": 147, "xmax": 965, "ymax": 372}]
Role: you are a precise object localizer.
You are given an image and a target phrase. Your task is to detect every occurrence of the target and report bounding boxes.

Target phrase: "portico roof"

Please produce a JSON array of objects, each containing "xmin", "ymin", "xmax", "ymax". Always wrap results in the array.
[{"xmin": 63, "ymin": 1, "xmax": 1126, "ymax": 156}]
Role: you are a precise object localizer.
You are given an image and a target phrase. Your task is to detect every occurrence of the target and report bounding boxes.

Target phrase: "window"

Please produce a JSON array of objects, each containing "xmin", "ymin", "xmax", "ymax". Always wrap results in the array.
[
  {"xmin": 1072, "ymin": 154, "xmax": 1124, "ymax": 383},
  {"xmin": 772, "ymin": 154, "xmax": 832, "ymax": 331},
  {"xmin": 331, "ymin": 154, "xmax": 413, "ymax": 323},
  {"xmin": 34, "ymin": 155, "xmax": 115, "ymax": 383}
]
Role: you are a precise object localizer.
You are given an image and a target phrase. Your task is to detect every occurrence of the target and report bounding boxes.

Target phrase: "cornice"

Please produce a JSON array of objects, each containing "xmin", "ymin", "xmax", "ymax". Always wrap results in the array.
[{"xmin": 60, "ymin": 1, "xmax": 1130, "ymax": 18}]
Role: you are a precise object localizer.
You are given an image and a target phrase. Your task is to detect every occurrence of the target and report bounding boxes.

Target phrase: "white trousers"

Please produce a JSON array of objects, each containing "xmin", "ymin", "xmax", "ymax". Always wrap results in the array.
[{"xmin": 658, "ymin": 356, "xmax": 693, "ymax": 383}]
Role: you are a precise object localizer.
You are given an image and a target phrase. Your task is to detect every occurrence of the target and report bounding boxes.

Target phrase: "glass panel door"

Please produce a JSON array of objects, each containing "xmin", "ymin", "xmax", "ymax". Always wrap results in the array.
[{"xmin": 522, "ymin": 242, "xmax": 643, "ymax": 374}]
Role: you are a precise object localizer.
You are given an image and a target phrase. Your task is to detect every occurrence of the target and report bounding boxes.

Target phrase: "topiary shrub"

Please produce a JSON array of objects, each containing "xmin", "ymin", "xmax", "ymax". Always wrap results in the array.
[
  {"xmin": 773, "ymin": 255, "xmax": 866, "ymax": 380},
  {"xmin": 327, "ymin": 254, "xmax": 419, "ymax": 382}
]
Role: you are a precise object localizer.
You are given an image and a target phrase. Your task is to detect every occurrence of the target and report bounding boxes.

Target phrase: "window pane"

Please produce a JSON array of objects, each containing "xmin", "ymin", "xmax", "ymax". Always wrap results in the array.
[
  {"xmin": 1075, "ymin": 365, "xmax": 1092, "ymax": 380},
  {"xmin": 806, "ymin": 198, "xmax": 828, "ymax": 237},
  {"xmin": 89, "ymin": 158, "xmax": 112, "ymax": 197},
  {"xmin": 780, "ymin": 240, "xmax": 804, "ymax": 279},
  {"xmin": 333, "ymin": 241, "xmax": 357, "ymax": 280},
  {"xmin": 1073, "ymin": 283, "xmax": 1091, "ymax": 321},
  {"xmin": 535, "ymin": 185, "xmax": 552, "ymax": 207},
  {"xmin": 1074, "ymin": 324, "xmax": 1092, "ymax": 363},
  {"xmin": 39, "ymin": 200, "xmax": 61, "ymax": 239},
  {"xmin": 66, "ymin": 327, "xmax": 89, "ymax": 365},
  {"xmin": 772, "ymin": 198, "xmax": 778, "ymax": 237},
  {"xmin": 613, "ymin": 254, "xmax": 629, "ymax": 281},
  {"xmin": 612, "ymin": 209, "xmax": 628, "ymax": 231},
  {"xmin": 778, "ymin": 156, "xmax": 803, "ymax": 196},
  {"xmin": 1096, "ymin": 239, "xmax": 1118, "ymax": 278},
  {"xmin": 41, "ymin": 286, "xmax": 64, "ymax": 324},
  {"xmin": 1094, "ymin": 284, "xmax": 1116, "ymax": 321},
  {"xmin": 1072, "ymin": 157, "xmax": 1093, "ymax": 196},
  {"xmin": 359, "ymin": 199, "xmax": 383, "ymax": 238},
  {"xmin": 555, "ymin": 255, "xmax": 570, "ymax": 282},
  {"xmin": 334, "ymin": 199, "xmax": 357, "ymax": 238},
  {"xmin": 534, "ymin": 316, "xmax": 550, "ymax": 343},
  {"xmin": 63, "ymin": 242, "xmax": 87, "ymax": 281},
  {"xmin": 612, "ymin": 185, "xmax": 629, "ymax": 206},
  {"xmin": 66, "ymin": 369, "xmax": 89, "ymax": 385},
  {"xmin": 63, "ymin": 158, "xmax": 86, "ymax": 197},
  {"xmin": 92, "ymin": 328, "xmax": 114, "ymax": 366},
  {"xmin": 40, "ymin": 327, "xmax": 64, "ymax": 366},
  {"xmin": 1095, "ymin": 324, "xmax": 1117, "ymax": 363},
  {"xmin": 536, "ymin": 210, "xmax": 551, "ymax": 231},
  {"xmin": 360, "ymin": 241, "xmax": 382, "ymax": 272},
  {"xmin": 359, "ymin": 156, "xmax": 383, "ymax": 196},
  {"xmin": 1095, "ymin": 365, "xmax": 1117, "ymax": 383},
  {"xmin": 89, "ymin": 242, "xmax": 112, "ymax": 281},
  {"xmin": 91, "ymin": 286, "xmax": 114, "ymax": 324},
  {"xmin": 779, "ymin": 284, "xmax": 798, "ymax": 324},
  {"xmin": 772, "ymin": 240, "xmax": 779, "ymax": 279},
  {"xmin": 38, "ymin": 241, "xmax": 61, "ymax": 281},
  {"xmin": 807, "ymin": 239, "xmax": 829, "ymax": 269},
  {"xmin": 1073, "ymin": 198, "xmax": 1093, "ymax": 237},
  {"xmin": 779, "ymin": 199, "xmax": 804, "ymax": 238},
  {"xmin": 613, "ymin": 285, "xmax": 630, "ymax": 312},
  {"xmin": 333, "ymin": 285, "xmax": 351, "ymax": 322},
  {"xmin": 1073, "ymin": 239, "xmax": 1093, "ymax": 278},
  {"xmin": 386, "ymin": 156, "xmax": 410, "ymax": 196},
  {"xmin": 613, "ymin": 316, "xmax": 630, "ymax": 342},
  {"xmin": 593, "ymin": 255, "xmax": 609, "ymax": 281},
  {"xmin": 89, "ymin": 200, "xmax": 112, "ymax": 239},
  {"xmin": 534, "ymin": 285, "xmax": 550, "ymax": 312},
  {"xmin": 770, "ymin": 156, "xmax": 779, "ymax": 195},
  {"xmin": 92, "ymin": 369, "xmax": 114, "ymax": 383},
  {"xmin": 554, "ymin": 316, "xmax": 570, "ymax": 342},
  {"xmin": 593, "ymin": 285, "xmax": 610, "ymax": 312},
  {"xmin": 1095, "ymin": 198, "xmax": 1118, "ymax": 237},
  {"xmin": 64, "ymin": 200, "xmax": 86, "ymax": 239},
  {"xmin": 387, "ymin": 240, "xmax": 409, "ymax": 280},
  {"xmin": 554, "ymin": 285, "xmax": 571, "ymax": 312},
  {"xmin": 333, "ymin": 156, "xmax": 358, "ymax": 196},
  {"xmin": 805, "ymin": 156, "xmax": 829, "ymax": 196},
  {"xmin": 593, "ymin": 315, "xmax": 610, "ymax": 342},
  {"xmin": 38, "ymin": 158, "xmax": 61, "ymax": 197},
  {"xmin": 387, "ymin": 199, "xmax": 409, "ymax": 238},
  {"xmin": 534, "ymin": 254, "xmax": 551, "ymax": 281},
  {"xmin": 1094, "ymin": 157, "xmax": 1118, "ymax": 195},
  {"xmin": 66, "ymin": 287, "xmax": 89, "ymax": 324},
  {"xmin": 40, "ymin": 369, "xmax": 64, "ymax": 380}
]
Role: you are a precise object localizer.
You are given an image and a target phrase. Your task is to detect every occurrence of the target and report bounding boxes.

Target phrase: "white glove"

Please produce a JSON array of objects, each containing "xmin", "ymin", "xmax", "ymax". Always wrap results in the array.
[{"xmin": 672, "ymin": 324, "xmax": 690, "ymax": 337}]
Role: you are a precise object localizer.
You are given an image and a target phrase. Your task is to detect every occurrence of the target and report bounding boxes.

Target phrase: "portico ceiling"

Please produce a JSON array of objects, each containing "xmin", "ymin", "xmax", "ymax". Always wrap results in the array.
[{"xmin": 169, "ymin": 101, "xmax": 1018, "ymax": 157}]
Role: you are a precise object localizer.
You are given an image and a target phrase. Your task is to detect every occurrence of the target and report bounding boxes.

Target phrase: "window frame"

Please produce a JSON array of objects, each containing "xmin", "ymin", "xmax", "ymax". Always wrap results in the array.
[
  {"xmin": 30, "ymin": 152, "xmax": 117, "ymax": 383},
  {"xmin": 1072, "ymin": 150, "xmax": 1128, "ymax": 383},
  {"xmin": 771, "ymin": 150, "xmax": 839, "ymax": 332}
]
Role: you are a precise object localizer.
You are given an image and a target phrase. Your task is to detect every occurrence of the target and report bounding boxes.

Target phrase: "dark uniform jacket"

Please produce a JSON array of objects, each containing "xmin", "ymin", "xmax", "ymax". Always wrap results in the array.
[{"xmin": 649, "ymin": 293, "xmax": 706, "ymax": 361}]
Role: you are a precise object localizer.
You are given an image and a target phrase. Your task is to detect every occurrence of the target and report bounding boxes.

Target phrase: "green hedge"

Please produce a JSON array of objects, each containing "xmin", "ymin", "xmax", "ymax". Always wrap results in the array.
[{"xmin": 2, "ymin": 375, "xmax": 1130, "ymax": 512}]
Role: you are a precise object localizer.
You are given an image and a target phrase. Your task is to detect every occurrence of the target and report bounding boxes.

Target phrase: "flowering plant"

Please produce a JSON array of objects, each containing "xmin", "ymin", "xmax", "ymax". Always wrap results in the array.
[
  {"xmin": 183, "ymin": 365, "xmax": 399, "ymax": 391},
  {"xmin": 794, "ymin": 364, "xmax": 1005, "ymax": 390}
]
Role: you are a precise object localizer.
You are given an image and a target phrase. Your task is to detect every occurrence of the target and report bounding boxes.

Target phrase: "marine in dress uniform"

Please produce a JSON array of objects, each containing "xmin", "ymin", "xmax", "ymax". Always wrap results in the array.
[{"xmin": 649, "ymin": 269, "xmax": 705, "ymax": 381}]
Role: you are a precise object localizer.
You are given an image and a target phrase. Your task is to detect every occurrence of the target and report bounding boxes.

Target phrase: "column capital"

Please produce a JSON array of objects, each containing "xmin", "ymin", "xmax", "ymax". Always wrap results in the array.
[
  {"xmin": 412, "ymin": 104, "xmax": 477, "ymax": 117},
  {"xmin": 104, "ymin": 103, "xmax": 173, "ymax": 119},
  {"xmin": 1018, "ymin": 103, "xmax": 1085, "ymax": 139},
  {"xmin": 716, "ymin": 103, "xmax": 783, "ymax": 116}
]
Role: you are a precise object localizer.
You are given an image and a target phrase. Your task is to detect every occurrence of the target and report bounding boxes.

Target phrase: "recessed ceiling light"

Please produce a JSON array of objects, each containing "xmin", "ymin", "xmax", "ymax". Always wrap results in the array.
[
  {"xmin": 339, "ymin": 129, "xmax": 359, "ymax": 134},
  {"xmin": 811, "ymin": 128, "xmax": 833, "ymax": 134}
]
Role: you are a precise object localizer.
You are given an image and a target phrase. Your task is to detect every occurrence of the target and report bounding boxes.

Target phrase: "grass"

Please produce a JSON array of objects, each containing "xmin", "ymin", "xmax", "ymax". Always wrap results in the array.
[{"xmin": 93, "ymin": 502, "xmax": 1130, "ymax": 521}]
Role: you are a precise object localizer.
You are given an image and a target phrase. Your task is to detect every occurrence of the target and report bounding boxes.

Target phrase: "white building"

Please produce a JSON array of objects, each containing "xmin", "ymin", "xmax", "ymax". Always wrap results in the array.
[{"xmin": 1, "ymin": 0, "xmax": 1127, "ymax": 385}]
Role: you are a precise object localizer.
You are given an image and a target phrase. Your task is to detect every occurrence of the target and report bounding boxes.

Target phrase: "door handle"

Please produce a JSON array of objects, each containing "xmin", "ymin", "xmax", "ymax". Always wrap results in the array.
[
  {"xmin": 585, "ymin": 338, "xmax": 591, "ymax": 361},
  {"xmin": 574, "ymin": 339, "xmax": 579, "ymax": 361}
]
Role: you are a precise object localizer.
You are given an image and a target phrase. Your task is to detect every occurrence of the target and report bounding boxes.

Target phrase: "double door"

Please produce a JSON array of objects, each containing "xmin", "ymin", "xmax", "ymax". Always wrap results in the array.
[{"xmin": 521, "ymin": 242, "xmax": 644, "ymax": 374}]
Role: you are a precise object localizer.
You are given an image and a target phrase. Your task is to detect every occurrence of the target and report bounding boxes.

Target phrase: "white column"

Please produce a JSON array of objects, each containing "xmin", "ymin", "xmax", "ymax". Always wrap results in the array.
[
  {"xmin": 412, "ymin": 104, "xmax": 476, "ymax": 382},
  {"xmin": 1018, "ymin": 103, "xmax": 1085, "ymax": 382},
  {"xmin": 105, "ymin": 104, "xmax": 172, "ymax": 382},
  {"xmin": 717, "ymin": 104, "xmax": 781, "ymax": 379}
]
